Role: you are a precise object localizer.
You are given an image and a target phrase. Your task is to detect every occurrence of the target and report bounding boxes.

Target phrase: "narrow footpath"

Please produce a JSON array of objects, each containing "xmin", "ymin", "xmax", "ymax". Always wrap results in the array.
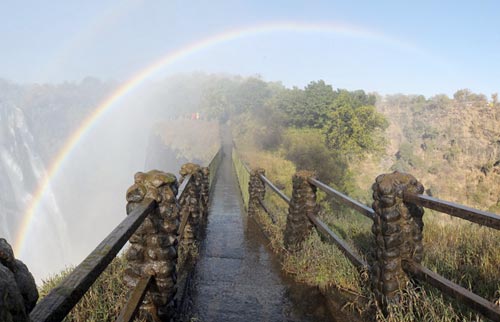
[{"xmin": 188, "ymin": 143, "xmax": 331, "ymax": 322}]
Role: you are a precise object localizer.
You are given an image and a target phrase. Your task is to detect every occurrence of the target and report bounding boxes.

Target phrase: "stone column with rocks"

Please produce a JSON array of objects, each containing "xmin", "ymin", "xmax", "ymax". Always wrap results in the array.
[
  {"xmin": 247, "ymin": 168, "xmax": 265, "ymax": 217},
  {"xmin": 0, "ymin": 238, "xmax": 38, "ymax": 322},
  {"xmin": 124, "ymin": 170, "xmax": 179, "ymax": 322},
  {"xmin": 371, "ymin": 171, "xmax": 425, "ymax": 307},
  {"xmin": 283, "ymin": 171, "xmax": 316, "ymax": 252},
  {"xmin": 179, "ymin": 163, "xmax": 203, "ymax": 246},
  {"xmin": 200, "ymin": 167, "xmax": 210, "ymax": 223}
]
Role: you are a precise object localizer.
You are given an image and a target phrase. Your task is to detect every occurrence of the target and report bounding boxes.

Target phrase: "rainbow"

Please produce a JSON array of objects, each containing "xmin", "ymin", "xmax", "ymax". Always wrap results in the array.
[{"xmin": 13, "ymin": 21, "xmax": 421, "ymax": 256}]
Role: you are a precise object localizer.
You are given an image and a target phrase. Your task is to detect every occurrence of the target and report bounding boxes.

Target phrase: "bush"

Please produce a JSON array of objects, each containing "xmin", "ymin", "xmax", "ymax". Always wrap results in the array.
[{"xmin": 282, "ymin": 128, "xmax": 353, "ymax": 192}]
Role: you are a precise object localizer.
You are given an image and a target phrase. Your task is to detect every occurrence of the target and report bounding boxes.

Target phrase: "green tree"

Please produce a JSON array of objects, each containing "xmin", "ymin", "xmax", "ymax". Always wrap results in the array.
[
  {"xmin": 272, "ymin": 80, "xmax": 338, "ymax": 128},
  {"xmin": 230, "ymin": 77, "xmax": 271, "ymax": 114},
  {"xmin": 325, "ymin": 104, "xmax": 388, "ymax": 159},
  {"xmin": 269, "ymin": 87, "xmax": 307, "ymax": 127},
  {"xmin": 303, "ymin": 80, "xmax": 337, "ymax": 128}
]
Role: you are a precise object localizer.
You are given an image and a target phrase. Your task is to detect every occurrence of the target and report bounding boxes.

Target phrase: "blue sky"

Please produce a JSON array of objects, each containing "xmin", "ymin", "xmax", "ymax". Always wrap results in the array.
[{"xmin": 1, "ymin": 0, "xmax": 499, "ymax": 96}]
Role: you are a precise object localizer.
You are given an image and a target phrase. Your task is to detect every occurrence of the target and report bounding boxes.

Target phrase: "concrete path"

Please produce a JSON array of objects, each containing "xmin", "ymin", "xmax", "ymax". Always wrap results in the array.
[{"xmin": 188, "ymin": 144, "xmax": 331, "ymax": 322}]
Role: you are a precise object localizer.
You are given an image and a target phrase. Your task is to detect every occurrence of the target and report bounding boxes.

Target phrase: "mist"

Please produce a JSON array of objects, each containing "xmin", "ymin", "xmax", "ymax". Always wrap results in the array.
[
  {"xmin": 0, "ymin": 75, "xmax": 221, "ymax": 281},
  {"xmin": 1, "ymin": 1, "xmax": 500, "ymax": 284}
]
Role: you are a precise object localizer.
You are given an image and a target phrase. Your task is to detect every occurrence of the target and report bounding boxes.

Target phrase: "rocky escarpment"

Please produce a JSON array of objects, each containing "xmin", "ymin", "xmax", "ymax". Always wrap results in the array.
[{"xmin": 375, "ymin": 93, "xmax": 500, "ymax": 212}]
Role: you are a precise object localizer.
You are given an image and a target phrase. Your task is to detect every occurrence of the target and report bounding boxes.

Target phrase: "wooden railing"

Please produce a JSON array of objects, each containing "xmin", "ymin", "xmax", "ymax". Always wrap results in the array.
[
  {"xmin": 401, "ymin": 192, "xmax": 500, "ymax": 321},
  {"xmin": 231, "ymin": 147, "xmax": 500, "ymax": 321},
  {"xmin": 30, "ymin": 199, "xmax": 156, "ymax": 322},
  {"xmin": 30, "ymin": 147, "xmax": 222, "ymax": 322}
]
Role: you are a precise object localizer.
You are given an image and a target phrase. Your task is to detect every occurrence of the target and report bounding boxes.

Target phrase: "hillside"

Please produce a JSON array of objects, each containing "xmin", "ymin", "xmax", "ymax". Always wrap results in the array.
[{"xmin": 353, "ymin": 92, "xmax": 500, "ymax": 213}]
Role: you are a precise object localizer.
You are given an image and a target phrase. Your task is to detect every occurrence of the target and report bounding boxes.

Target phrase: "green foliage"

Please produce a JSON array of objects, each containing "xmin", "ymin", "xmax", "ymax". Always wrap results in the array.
[
  {"xmin": 325, "ymin": 104, "xmax": 388, "ymax": 158},
  {"xmin": 282, "ymin": 128, "xmax": 352, "ymax": 192},
  {"xmin": 201, "ymin": 78, "xmax": 234, "ymax": 121},
  {"xmin": 302, "ymin": 80, "xmax": 337, "ymax": 128},
  {"xmin": 269, "ymin": 86, "xmax": 308, "ymax": 127},
  {"xmin": 231, "ymin": 77, "xmax": 272, "ymax": 114}
]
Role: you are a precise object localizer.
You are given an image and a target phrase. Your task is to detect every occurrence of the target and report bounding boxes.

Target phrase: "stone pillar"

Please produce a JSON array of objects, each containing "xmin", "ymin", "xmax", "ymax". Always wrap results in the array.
[
  {"xmin": 200, "ymin": 167, "xmax": 210, "ymax": 223},
  {"xmin": 283, "ymin": 171, "xmax": 316, "ymax": 252},
  {"xmin": 124, "ymin": 170, "xmax": 179, "ymax": 321},
  {"xmin": 0, "ymin": 238, "xmax": 38, "ymax": 322},
  {"xmin": 247, "ymin": 168, "xmax": 265, "ymax": 216},
  {"xmin": 179, "ymin": 163, "xmax": 203, "ymax": 245},
  {"xmin": 371, "ymin": 171, "xmax": 425, "ymax": 307}
]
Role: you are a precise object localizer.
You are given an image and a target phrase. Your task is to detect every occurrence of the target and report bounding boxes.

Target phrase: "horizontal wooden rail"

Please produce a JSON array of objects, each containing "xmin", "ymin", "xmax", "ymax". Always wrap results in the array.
[
  {"xmin": 404, "ymin": 261, "xmax": 500, "ymax": 321},
  {"xmin": 177, "ymin": 174, "xmax": 192, "ymax": 243},
  {"xmin": 208, "ymin": 148, "xmax": 223, "ymax": 191},
  {"xmin": 177, "ymin": 174, "xmax": 193, "ymax": 240},
  {"xmin": 308, "ymin": 178, "xmax": 374, "ymax": 220},
  {"xmin": 258, "ymin": 173, "xmax": 291, "ymax": 204},
  {"xmin": 30, "ymin": 199, "xmax": 156, "ymax": 322},
  {"xmin": 306, "ymin": 212, "xmax": 367, "ymax": 269},
  {"xmin": 232, "ymin": 140, "xmax": 252, "ymax": 172},
  {"xmin": 115, "ymin": 275, "xmax": 154, "ymax": 322},
  {"xmin": 403, "ymin": 192, "xmax": 500, "ymax": 230},
  {"xmin": 257, "ymin": 196, "xmax": 277, "ymax": 224},
  {"xmin": 176, "ymin": 174, "xmax": 192, "ymax": 201}
]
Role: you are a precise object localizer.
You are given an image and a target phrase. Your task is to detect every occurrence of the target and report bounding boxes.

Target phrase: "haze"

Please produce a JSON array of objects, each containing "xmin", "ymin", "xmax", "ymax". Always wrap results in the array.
[{"xmin": 1, "ymin": 1, "xmax": 500, "ymax": 281}]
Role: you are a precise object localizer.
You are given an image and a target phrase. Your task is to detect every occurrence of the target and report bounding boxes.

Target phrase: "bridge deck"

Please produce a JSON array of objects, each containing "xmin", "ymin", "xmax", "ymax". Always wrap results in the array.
[{"xmin": 188, "ymin": 144, "xmax": 330, "ymax": 322}]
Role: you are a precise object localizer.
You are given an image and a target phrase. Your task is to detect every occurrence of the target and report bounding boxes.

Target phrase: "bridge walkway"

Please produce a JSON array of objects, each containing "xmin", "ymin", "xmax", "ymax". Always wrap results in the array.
[{"xmin": 187, "ymin": 142, "xmax": 330, "ymax": 322}]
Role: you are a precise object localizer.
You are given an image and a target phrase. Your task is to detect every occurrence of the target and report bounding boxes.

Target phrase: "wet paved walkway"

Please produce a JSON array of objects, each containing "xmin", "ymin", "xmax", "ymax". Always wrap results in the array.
[{"xmin": 188, "ymin": 144, "xmax": 330, "ymax": 322}]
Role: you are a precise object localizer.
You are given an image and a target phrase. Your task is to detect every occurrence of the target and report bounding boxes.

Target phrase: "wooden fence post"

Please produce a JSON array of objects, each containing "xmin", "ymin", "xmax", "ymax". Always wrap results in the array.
[
  {"xmin": 248, "ymin": 168, "xmax": 266, "ymax": 216},
  {"xmin": 124, "ymin": 170, "xmax": 179, "ymax": 321},
  {"xmin": 284, "ymin": 171, "xmax": 316, "ymax": 252},
  {"xmin": 371, "ymin": 171, "xmax": 425, "ymax": 309}
]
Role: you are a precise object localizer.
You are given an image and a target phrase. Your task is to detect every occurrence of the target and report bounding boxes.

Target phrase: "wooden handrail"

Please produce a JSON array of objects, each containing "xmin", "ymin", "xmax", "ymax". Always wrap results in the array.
[
  {"xmin": 404, "ymin": 261, "xmax": 500, "ymax": 321},
  {"xmin": 258, "ymin": 173, "xmax": 291, "ymax": 204},
  {"xmin": 115, "ymin": 275, "xmax": 154, "ymax": 322},
  {"xmin": 403, "ymin": 192, "xmax": 500, "ymax": 230},
  {"xmin": 177, "ymin": 174, "xmax": 193, "ymax": 240},
  {"xmin": 306, "ymin": 212, "xmax": 367, "ymax": 269},
  {"xmin": 30, "ymin": 199, "xmax": 156, "ymax": 322},
  {"xmin": 208, "ymin": 148, "xmax": 223, "ymax": 192},
  {"xmin": 308, "ymin": 178, "xmax": 374, "ymax": 220},
  {"xmin": 257, "ymin": 196, "xmax": 277, "ymax": 224},
  {"xmin": 176, "ymin": 174, "xmax": 192, "ymax": 201}
]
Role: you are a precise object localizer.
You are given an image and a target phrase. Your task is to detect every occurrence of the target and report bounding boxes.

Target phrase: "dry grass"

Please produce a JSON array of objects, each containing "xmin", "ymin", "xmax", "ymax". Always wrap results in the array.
[{"xmin": 38, "ymin": 256, "xmax": 147, "ymax": 322}]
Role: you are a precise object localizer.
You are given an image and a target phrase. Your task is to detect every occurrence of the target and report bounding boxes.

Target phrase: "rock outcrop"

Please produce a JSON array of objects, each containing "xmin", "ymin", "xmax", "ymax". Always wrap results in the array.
[{"xmin": 0, "ymin": 238, "xmax": 38, "ymax": 322}]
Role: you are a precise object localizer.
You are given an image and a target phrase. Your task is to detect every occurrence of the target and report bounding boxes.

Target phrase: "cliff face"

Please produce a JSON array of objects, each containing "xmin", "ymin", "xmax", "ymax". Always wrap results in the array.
[{"xmin": 372, "ymin": 94, "xmax": 500, "ymax": 212}]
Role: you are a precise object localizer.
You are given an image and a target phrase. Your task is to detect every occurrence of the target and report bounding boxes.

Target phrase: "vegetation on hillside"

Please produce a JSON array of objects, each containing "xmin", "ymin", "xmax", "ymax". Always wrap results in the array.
[{"xmin": 374, "ymin": 92, "xmax": 500, "ymax": 212}]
